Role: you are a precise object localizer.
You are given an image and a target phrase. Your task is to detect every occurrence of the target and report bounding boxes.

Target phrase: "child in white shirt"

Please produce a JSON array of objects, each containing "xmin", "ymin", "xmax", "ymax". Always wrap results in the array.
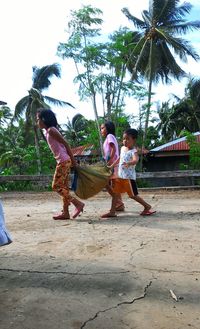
[{"xmin": 108, "ymin": 128, "xmax": 156, "ymax": 217}]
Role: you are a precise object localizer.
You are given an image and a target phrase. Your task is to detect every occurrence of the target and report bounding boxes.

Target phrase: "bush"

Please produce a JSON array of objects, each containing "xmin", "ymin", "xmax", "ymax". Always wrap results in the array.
[
  {"xmin": 0, "ymin": 181, "xmax": 51, "ymax": 192},
  {"xmin": 184, "ymin": 132, "xmax": 200, "ymax": 169}
]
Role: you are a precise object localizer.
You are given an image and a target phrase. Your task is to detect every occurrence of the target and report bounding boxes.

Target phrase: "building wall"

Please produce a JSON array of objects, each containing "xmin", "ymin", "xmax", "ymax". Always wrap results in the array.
[
  {"xmin": 142, "ymin": 155, "xmax": 194, "ymax": 187},
  {"xmin": 144, "ymin": 155, "xmax": 189, "ymax": 172}
]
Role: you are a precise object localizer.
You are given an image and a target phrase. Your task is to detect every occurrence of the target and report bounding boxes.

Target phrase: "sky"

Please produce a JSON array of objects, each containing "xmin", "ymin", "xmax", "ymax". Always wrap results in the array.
[{"xmin": 1, "ymin": 0, "xmax": 200, "ymax": 125}]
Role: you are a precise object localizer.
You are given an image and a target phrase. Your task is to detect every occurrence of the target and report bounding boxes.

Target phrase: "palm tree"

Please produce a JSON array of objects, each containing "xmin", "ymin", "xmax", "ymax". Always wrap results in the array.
[
  {"xmin": 158, "ymin": 78, "xmax": 200, "ymax": 141},
  {"xmin": 173, "ymin": 77, "xmax": 200, "ymax": 131},
  {"xmin": 63, "ymin": 114, "xmax": 89, "ymax": 147},
  {"xmin": 0, "ymin": 100, "xmax": 7, "ymax": 105},
  {"xmin": 122, "ymin": 0, "xmax": 200, "ymax": 148},
  {"xmin": 0, "ymin": 103, "xmax": 12, "ymax": 125},
  {"xmin": 14, "ymin": 63, "xmax": 74, "ymax": 173},
  {"xmin": 157, "ymin": 77, "xmax": 200, "ymax": 141},
  {"xmin": 157, "ymin": 101, "xmax": 180, "ymax": 141}
]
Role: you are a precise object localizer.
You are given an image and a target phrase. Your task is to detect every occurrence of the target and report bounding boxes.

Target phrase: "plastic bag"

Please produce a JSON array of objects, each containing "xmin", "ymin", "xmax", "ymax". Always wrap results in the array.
[{"xmin": 0, "ymin": 201, "xmax": 12, "ymax": 247}]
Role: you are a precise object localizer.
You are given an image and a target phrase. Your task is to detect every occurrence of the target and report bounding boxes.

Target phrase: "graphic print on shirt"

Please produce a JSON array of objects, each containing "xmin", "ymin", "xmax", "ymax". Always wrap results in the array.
[{"xmin": 118, "ymin": 147, "xmax": 137, "ymax": 180}]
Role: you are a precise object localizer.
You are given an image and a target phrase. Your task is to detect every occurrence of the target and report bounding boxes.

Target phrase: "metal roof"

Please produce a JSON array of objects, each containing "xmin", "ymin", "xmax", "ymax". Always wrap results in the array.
[{"xmin": 150, "ymin": 132, "xmax": 200, "ymax": 152}]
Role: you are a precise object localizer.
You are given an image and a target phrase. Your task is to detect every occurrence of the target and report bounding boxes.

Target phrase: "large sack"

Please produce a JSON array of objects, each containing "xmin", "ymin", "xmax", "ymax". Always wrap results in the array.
[{"xmin": 72, "ymin": 164, "xmax": 111, "ymax": 199}]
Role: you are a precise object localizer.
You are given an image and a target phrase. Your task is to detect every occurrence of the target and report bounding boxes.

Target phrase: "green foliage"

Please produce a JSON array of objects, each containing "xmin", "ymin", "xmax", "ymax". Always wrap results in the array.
[
  {"xmin": 179, "ymin": 163, "xmax": 189, "ymax": 170},
  {"xmin": 171, "ymin": 77, "xmax": 200, "ymax": 132},
  {"xmin": 0, "ymin": 105, "xmax": 12, "ymax": 124},
  {"xmin": 122, "ymin": 0, "xmax": 200, "ymax": 153},
  {"xmin": 0, "ymin": 181, "xmax": 50, "ymax": 192},
  {"xmin": 57, "ymin": 6, "xmax": 144, "ymax": 121},
  {"xmin": 63, "ymin": 114, "xmax": 91, "ymax": 147},
  {"xmin": 0, "ymin": 142, "xmax": 54, "ymax": 175},
  {"xmin": 136, "ymin": 179, "xmax": 152, "ymax": 188},
  {"xmin": 14, "ymin": 64, "xmax": 72, "ymax": 121},
  {"xmin": 122, "ymin": 1, "xmax": 200, "ymax": 84},
  {"xmin": 144, "ymin": 126, "xmax": 160, "ymax": 149},
  {"xmin": 83, "ymin": 126, "xmax": 100, "ymax": 150},
  {"xmin": 13, "ymin": 63, "xmax": 75, "ymax": 174},
  {"xmin": 39, "ymin": 140, "xmax": 56, "ymax": 174},
  {"xmin": 184, "ymin": 131, "xmax": 200, "ymax": 169},
  {"xmin": 110, "ymin": 107, "xmax": 131, "ymax": 144},
  {"xmin": 0, "ymin": 119, "xmax": 55, "ymax": 175}
]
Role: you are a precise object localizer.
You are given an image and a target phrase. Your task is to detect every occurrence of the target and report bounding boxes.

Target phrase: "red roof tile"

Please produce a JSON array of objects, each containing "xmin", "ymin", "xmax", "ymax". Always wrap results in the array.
[
  {"xmin": 72, "ymin": 144, "xmax": 98, "ymax": 156},
  {"xmin": 150, "ymin": 132, "xmax": 200, "ymax": 152}
]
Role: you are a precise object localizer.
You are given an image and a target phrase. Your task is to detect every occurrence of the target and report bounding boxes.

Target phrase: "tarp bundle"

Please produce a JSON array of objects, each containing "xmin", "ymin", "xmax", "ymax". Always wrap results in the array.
[
  {"xmin": 0, "ymin": 201, "xmax": 12, "ymax": 247},
  {"xmin": 72, "ymin": 164, "xmax": 111, "ymax": 199}
]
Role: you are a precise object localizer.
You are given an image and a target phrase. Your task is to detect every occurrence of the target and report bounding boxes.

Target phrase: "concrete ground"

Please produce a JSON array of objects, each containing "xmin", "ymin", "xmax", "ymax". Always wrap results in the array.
[{"xmin": 0, "ymin": 190, "xmax": 200, "ymax": 329}]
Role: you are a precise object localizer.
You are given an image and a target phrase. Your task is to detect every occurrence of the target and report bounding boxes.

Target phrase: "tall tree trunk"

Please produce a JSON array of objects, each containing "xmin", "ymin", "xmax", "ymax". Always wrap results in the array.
[
  {"xmin": 31, "ymin": 107, "xmax": 42, "ymax": 174},
  {"xmin": 91, "ymin": 93, "xmax": 104, "ymax": 158},
  {"xmin": 33, "ymin": 125, "xmax": 42, "ymax": 174},
  {"xmin": 140, "ymin": 40, "xmax": 153, "ymax": 170},
  {"xmin": 115, "ymin": 64, "xmax": 126, "ymax": 111},
  {"xmin": 144, "ymin": 78, "xmax": 153, "ymax": 142},
  {"xmin": 139, "ymin": 103, "xmax": 143, "ymax": 171},
  {"xmin": 194, "ymin": 111, "xmax": 200, "ymax": 131},
  {"xmin": 81, "ymin": 36, "xmax": 104, "ymax": 158},
  {"xmin": 105, "ymin": 80, "xmax": 112, "ymax": 120}
]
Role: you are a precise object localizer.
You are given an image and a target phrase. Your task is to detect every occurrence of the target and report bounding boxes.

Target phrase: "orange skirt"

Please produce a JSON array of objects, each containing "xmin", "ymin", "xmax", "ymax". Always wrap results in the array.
[{"xmin": 112, "ymin": 178, "xmax": 138, "ymax": 197}]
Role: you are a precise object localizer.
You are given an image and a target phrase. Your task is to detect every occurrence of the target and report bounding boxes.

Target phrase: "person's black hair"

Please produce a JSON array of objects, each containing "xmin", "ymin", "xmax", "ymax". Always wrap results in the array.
[
  {"xmin": 37, "ymin": 109, "xmax": 58, "ymax": 128},
  {"xmin": 124, "ymin": 128, "xmax": 138, "ymax": 139},
  {"xmin": 104, "ymin": 121, "xmax": 116, "ymax": 136}
]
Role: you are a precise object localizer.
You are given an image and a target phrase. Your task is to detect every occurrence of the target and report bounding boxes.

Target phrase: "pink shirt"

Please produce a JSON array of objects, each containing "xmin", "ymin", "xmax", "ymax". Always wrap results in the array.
[
  {"xmin": 103, "ymin": 134, "xmax": 119, "ymax": 178},
  {"xmin": 103, "ymin": 133, "xmax": 119, "ymax": 162},
  {"xmin": 46, "ymin": 127, "xmax": 70, "ymax": 164}
]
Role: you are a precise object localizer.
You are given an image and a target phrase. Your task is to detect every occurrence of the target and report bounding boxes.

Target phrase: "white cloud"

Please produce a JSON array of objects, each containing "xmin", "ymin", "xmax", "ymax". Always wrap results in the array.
[{"xmin": 0, "ymin": 0, "xmax": 199, "ymax": 125}]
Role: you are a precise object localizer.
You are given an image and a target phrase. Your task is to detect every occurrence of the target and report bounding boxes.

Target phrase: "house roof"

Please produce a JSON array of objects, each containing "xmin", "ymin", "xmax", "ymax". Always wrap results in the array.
[
  {"xmin": 72, "ymin": 144, "xmax": 98, "ymax": 156},
  {"xmin": 72, "ymin": 144, "xmax": 149, "ymax": 157},
  {"xmin": 150, "ymin": 132, "xmax": 200, "ymax": 152}
]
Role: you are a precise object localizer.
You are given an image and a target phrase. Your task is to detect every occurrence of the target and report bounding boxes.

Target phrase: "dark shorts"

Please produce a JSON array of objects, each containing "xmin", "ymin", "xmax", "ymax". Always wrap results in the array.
[{"xmin": 129, "ymin": 179, "xmax": 138, "ymax": 196}]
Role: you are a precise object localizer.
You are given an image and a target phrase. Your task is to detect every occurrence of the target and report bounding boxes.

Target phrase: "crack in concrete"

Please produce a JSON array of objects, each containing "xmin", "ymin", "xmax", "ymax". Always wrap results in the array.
[
  {"xmin": 0, "ymin": 268, "xmax": 130, "ymax": 276},
  {"xmin": 142, "ymin": 267, "xmax": 200, "ymax": 274},
  {"xmin": 80, "ymin": 280, "xmax": 152, "ymax": 329},
  {"xmin": 127, "ymin": 219, "xmax": 141, "ymax": 231},
  {"xmin": 129, "ymin": 240, "xmax": 153, "ymax": 262}
]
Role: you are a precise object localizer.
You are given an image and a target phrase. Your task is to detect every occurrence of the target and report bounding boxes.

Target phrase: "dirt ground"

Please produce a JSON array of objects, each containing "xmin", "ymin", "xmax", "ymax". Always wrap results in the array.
[{"xmin": 0, "ymin": 189, "xmax": 200, "ymax": 329}]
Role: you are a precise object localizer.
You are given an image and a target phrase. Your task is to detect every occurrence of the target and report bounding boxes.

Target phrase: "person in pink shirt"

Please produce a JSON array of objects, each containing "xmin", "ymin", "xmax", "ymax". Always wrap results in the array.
[
  {"xmin": 36, "ymin": 109, "xmax": 84, "ymax": 220},
  {"xmin": 100, "ymin": 121, "xmax": 124, "ymax": 218}
]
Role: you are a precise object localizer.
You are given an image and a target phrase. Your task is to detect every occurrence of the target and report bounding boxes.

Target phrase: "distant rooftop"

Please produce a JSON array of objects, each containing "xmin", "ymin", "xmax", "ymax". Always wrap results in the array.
[
  {"xmin": 72, "ymin": 144, "xmax": 98, "ymax": 156},
  {"xmin": 72, "ymin": 144, "xmax": 149, "ymax": 156},
  {"xmin": 150, "ymin": 132, "xmax": 200, "ymax": 152}
]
